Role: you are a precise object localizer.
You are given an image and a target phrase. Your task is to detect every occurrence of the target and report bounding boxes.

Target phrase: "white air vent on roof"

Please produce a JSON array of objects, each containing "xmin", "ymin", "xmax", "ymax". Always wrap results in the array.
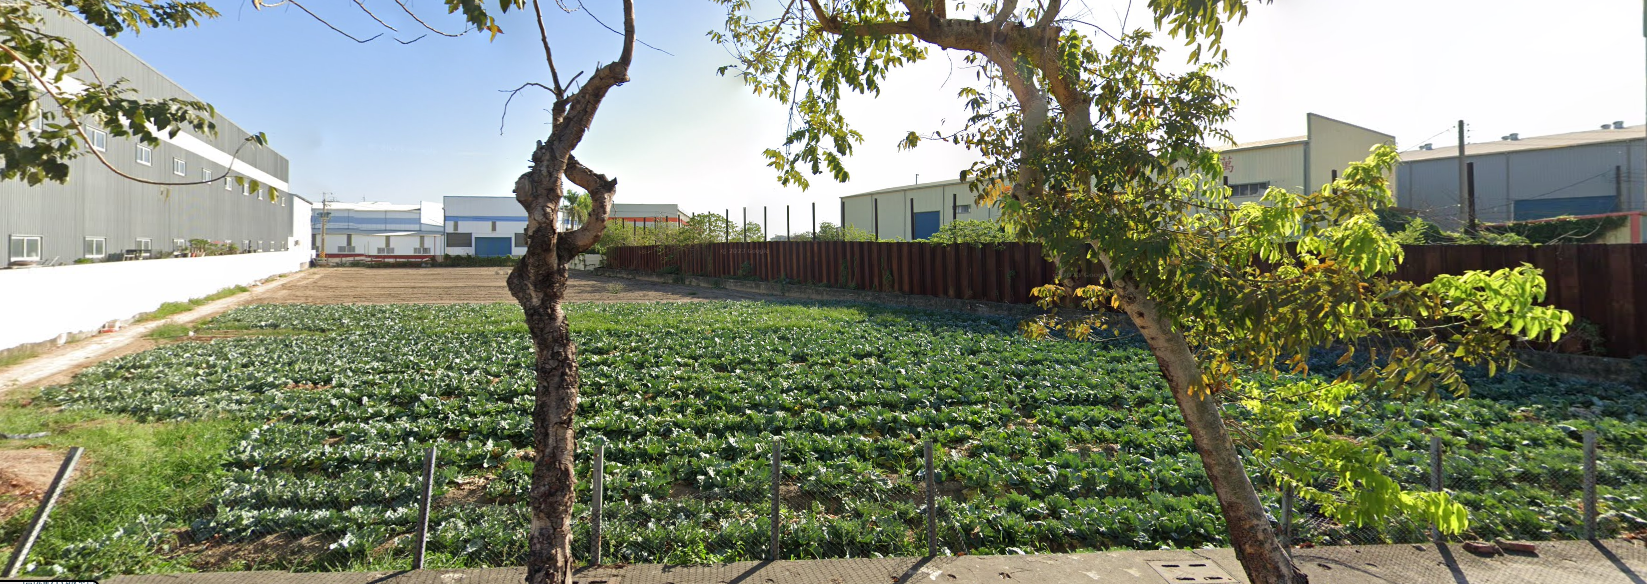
[
  {"xmin": 1419, "ymin": 143, "xmax": 1433, "ymax": 151},
  {"xmin": 1615, "ymin": 121, "xmax": 1626, "ymax": 130}
]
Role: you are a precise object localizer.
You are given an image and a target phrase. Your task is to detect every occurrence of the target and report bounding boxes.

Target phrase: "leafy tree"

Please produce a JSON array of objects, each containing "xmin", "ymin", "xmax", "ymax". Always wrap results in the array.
[
  {"xmin": 1, "ymin": 1, "xmax": 276, "ymax": 197},
  {"xmin": 563, "ymin": 189, "xmax": 593, "ymax": 228},
  {"xmin": 792, "ymin": 221, "xmax": 876, "ymax": 241},
  {"xmin": 715, "ymin": 2, "xmax": 1572, "ymax": 582},
  {"xmin": 921, "ymin": 219, "xmax": 1014, "ymax": 244},
  {"xmin": 1377, "ymin": 209, "xmax": 1530, "ymax": 245}
]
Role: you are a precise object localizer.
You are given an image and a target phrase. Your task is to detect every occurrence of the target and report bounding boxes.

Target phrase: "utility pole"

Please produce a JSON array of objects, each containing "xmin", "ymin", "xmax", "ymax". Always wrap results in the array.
[
  {"xmin": 1458, "ymin": 120, "xmax": 1474, "ymax": 232},
  {"xmin": 317, "ymin": 192, "xmax": 334, "ymax": 260}
]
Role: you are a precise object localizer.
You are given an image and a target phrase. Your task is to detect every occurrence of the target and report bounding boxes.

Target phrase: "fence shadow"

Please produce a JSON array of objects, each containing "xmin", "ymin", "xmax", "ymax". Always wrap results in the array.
[{"xmin": 1592, "ymin": 540, "xmax": 1647, "ymax": 584}]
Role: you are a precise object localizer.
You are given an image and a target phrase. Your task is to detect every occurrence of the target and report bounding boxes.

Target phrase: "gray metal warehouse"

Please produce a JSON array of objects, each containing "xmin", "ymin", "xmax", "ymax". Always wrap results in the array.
[
  {"xmin": 2, "ymin": 11, "xmax": 294, "ymax": 267},
  {"xmin": 1398, "ymin": 123, "xmax": 1646, "ymax": 228}
]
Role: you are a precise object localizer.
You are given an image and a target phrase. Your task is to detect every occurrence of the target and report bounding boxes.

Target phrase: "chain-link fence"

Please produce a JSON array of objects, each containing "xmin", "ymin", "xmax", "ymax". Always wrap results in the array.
[
  {"xmin": 20, "ymin": 427, "xmax": 1637, "ymax": 575},
  {"xmin": 1278, "ymin": 428, "xmax": 1647, "ymax": 551}
]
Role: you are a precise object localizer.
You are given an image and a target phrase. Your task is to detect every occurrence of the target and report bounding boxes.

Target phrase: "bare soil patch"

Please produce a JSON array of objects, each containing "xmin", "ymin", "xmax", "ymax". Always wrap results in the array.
[
  {"xmin": 183, "ymin": 533, "xmax": 336, "ymax": 571},
  {"xmin": 257, "ymin": 268, "xmax": 764, "ymax": 305},
  {"xmin": 0, "ymin": 448, "xmax": 74, "ymax": 522}
]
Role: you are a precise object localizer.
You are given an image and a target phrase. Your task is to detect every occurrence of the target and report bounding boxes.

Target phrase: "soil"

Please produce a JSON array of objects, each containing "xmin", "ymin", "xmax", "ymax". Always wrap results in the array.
[
  {"xmin": 182, "ymin": 533, "xmax": 336, "ymax": 571},
  {"xmin": 257, "ymin": 267, "xmax": 765, "ymax": 305},
  {"xmin": 0, "ymin": 448, "xmax": 75, "ymax": 523}
]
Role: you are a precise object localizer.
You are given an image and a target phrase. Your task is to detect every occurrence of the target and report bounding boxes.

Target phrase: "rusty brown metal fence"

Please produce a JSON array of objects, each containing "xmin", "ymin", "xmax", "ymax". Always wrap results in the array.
[
  {"xmin": 606, "ymin": 242, "xmax": 1058, "ymax": 305},
  {"xmin": 607, "ymin": 242, "xmax": 1647, "ymax": 358}
]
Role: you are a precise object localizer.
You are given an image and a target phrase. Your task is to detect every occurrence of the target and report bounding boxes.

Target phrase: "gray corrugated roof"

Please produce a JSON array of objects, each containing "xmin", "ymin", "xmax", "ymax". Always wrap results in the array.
[
  {"xmin": 841, "ymin": 177, "xmax": 970, "ymax": 199},
  {"xmin": 1403, "ymin": 125, "xmax": 1645, "ymax": 161},
  {"xmin": 1217, "ymin": 135, "xmax": 1307, "ymax": 152}
]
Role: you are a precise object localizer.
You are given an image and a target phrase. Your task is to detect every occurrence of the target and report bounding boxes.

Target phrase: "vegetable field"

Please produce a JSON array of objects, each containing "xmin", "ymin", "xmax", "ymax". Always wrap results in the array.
[{"xmin": 15, "ymin": 301, "xmax": 1647, "ymax": 577}]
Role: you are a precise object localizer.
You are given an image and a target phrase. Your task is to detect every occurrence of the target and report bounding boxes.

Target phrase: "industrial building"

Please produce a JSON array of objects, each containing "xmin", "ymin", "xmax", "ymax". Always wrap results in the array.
[
  {"xmin": 443, "ymin": 196, "xmax": 680, "ymax": 257},
  {"xmin": 1398, "ymin": 123, "xmax": 1646, "ymax": 228},
  {"xmin": 2, "ymin": 11, "xmax": 296, "ymax": 267},
  {"xmin": 312, "ymin": 201, "xmax": 445, "ymax": 261},
  {"xmin": 840, "ymin": 113, "xmax": 1395, "ymax": 240}
]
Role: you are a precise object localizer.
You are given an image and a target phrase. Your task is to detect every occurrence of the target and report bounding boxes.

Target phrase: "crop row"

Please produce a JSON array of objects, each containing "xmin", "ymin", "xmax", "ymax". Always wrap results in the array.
[{"xmin": 33, "ymin": 301, "xmax": 1647, "ymax": 575}]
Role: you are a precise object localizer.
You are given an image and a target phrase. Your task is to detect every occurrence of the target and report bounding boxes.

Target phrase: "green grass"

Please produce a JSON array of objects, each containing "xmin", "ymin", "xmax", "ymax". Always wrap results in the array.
[
  {"xmin": 0, "ymin": 389, "xmax": 246, "ymax": 578},
  {"xmin": 134, "ymin": 286, "xmax": 250, "ymax": 324},
  {"xmin": 0, "ymin": 345, "xmax": 48, "ymax": 369}
]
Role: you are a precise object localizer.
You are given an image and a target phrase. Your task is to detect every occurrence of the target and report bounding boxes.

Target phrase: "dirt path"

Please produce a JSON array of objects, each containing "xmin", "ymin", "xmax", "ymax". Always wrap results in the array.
[
  {"xmin": 256, "ymin": 267, "xmax": 766, "ymax": 304},
  {"xmin": 0, "ymin": 268, "xmax": 772, "ymax": 393}
]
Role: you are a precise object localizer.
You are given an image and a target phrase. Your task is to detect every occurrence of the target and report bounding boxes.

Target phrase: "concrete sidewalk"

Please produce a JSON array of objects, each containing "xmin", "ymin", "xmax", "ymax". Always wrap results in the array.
[{"xmin": 106, "ymin": 539, "xmax": 1647, "ymax": 584}]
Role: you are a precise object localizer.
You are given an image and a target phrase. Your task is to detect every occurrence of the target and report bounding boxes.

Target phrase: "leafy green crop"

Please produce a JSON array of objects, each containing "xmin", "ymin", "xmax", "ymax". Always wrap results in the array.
[{"xmin": 25, "ymin": 301, "xmax": 1647, "ymax": 577}]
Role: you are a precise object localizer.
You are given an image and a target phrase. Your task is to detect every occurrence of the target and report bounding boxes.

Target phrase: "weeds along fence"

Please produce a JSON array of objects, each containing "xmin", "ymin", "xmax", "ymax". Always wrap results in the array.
[
  {"xmin": 607, "ymin": 242, "xmax": 1647, "ymax": 358},
  {"xmin": 64, "ymin": 426, "xmax": 1636, "ymax": 573}
]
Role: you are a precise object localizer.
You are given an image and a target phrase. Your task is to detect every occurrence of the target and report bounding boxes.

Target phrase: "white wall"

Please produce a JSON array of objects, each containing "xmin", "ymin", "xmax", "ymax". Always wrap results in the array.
[{"xmin": 0, "ymin": 249, "xmax": 308, "ymax": 351}]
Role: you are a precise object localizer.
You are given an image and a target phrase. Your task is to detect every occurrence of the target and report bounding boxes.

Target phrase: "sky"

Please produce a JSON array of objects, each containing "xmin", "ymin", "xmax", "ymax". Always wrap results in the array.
[{"xmin": 110, "ymin": 0, "xmax": 1647, "ymax": 227}]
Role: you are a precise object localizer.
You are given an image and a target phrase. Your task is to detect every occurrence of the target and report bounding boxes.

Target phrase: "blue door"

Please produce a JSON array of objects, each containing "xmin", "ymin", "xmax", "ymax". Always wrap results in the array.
[
  {"xmin": 475, "ymin": 237, "xmax": 513, "ymax": 257},
  {"xmin": 913, "ymin": 211, "xmax": 941, "ymax": 240}
]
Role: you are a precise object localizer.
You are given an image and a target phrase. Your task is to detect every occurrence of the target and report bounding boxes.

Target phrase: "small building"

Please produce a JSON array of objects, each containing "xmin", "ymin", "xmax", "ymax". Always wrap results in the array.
[
  {"xmin": 840, "ymin": 178, "xmax": 995, "ymax": 241},
  {"xmin": 839, "ymin": 113, "xmax": 1394, "ymax": 240},
  {"xmin": 1217, "ymin": 113, "xmax": 1397, "ymax": 203},
  {"xmin": 312, "ymin": 201, "xmax": 444, "ymax": 261},
  {"xmin": 1398, "ymin": 123, "xmax": 1646, "ymax": 228},
  {"xmin": 443, "ymin": 195, "xmax": 681, "ymax": 257}
]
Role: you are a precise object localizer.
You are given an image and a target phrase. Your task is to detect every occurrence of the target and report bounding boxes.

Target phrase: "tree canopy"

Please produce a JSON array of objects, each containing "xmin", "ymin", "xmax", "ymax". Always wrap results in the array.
[{"xmin": 714, "ymin": 2, "xmax": 1572, "ymax": 582}]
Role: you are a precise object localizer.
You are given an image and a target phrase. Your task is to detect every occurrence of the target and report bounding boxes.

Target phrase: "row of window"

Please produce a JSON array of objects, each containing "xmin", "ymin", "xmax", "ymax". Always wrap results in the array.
[
  {"xmin": 75, "ymin": 125, "xmax": 284, "ymax": 206},
  {"xmin": 314, "ymin": 235, "xmax": 436, "ymax": 255},
  {"xmin": 8, "ymin": 235, "xmax": 280, "ymax": 262}
]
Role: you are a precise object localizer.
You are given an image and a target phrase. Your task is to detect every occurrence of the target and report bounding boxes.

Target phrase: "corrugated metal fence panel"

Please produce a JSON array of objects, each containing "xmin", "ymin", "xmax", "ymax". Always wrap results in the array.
[{"xmin": 1396, "ymin": 244, "xmax": 1647, "ymax": 358}]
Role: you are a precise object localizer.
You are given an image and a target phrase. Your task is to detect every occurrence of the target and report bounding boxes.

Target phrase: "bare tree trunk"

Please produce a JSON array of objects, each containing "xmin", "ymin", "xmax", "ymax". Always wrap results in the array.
[
  {"xmin": 1109, "ymin": 273, "xmax": 1306, "ymax": 584},
  {"xmin": 509, "ymin": 253, "xmax": 579, "ymax": 584}
]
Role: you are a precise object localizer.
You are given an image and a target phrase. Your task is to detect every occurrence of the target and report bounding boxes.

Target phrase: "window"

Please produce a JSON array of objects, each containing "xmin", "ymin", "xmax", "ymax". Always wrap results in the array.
[
  {"xmin": 240, "ymin": 179, "xmax": 250, "ymax": 196},
  {"xmin": 8, "ymin": 236, "xmax": 41, "ymax": 262},
  {"xmin": 345, "ymin": 234, "xmax": 354, "ymax": 247},
  {"xmin": 135, "ymin": 238, "xmax": 152, "ymax": 251},
  {"xmin": 90, "ymin": 128, "xmax": 107, "ymax": 151},
  {"xmin": 172, "ymin": 239, "xmax": 187, "ymax": 253},
  {"xmin": 447, "ymin": 232, "xmax": 473, "ymax": 247},
  {"xmin": 1229, "ymin": 182, "xmax": 1269, "ymax": 199},
  {"xmin": 202, "ymin": 169, "xmax": 211, "ymax": 184},
  {"xmin": 136, "ymin": 145, "xmax": 152, "ymax": 166},
  {"xmin": 172, "ymin": 157, "xmax": 186, "ymax": 176},
  {"xmin": 83, "ymin": 237, "xmax": 106, "ymax": 259},
  {"xmin": 226, "ymin": 175, "xmax": 234, "ymax": 191},
  {"xmin": 29, "ymin": 112, "xmax": 42, "ymax": 132},
  {"xmin": 954, "ymin": 204, "xmax": 972, "ymax": 214},
  {"xmin": 513, "ymin": 232, "xmax": 527, "ymax": 247},
  {"xmin": 490, "ymin": 221, "xmax": 498, "ymax": 232}
]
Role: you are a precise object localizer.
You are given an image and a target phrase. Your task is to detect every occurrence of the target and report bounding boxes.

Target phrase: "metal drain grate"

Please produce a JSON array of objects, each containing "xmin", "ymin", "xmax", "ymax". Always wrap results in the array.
[
  {"xmin": 571, "ymin": 578, "xmax": 621, "ymax": 584},
  {"xmin": 1146, "ymin": 560, "xmax": 1237, "ymax": 582}
]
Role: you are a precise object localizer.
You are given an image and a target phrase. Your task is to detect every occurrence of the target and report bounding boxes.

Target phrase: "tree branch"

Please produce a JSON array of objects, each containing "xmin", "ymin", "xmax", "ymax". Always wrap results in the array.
[
  {"xmin": 0, "ymin": 43, "xmax": 265, "ymax": 189},
  {"xmin": 391, "ymin": 0, "xmax": 466, "ymax": 37},
  {"xmin": 256, "ymin": 0, "xmax": 383, "ymax": 43},
  {"xmin": 562, "ymin": 154, "xmax": 615, "ymax": 252},
  {"xmin": 530, "ymin": 0, "xmax": 565, "ymax": 95}
]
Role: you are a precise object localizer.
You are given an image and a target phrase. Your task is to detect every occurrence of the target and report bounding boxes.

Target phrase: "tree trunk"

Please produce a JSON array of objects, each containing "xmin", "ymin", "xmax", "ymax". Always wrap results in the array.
[
  {"xmin": 509, "ymin": 256, "xmax": 580, "ymax": 584},
  {"xmin": 1109, "ymin": 274, "xmax": 1306, "ymax": 584}
]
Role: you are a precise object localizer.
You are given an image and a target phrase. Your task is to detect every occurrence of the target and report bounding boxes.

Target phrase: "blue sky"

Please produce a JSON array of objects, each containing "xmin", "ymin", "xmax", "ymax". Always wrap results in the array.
[{"xmin": 113, "ymin": 0, "xmax": 1647, "ymax": 226}]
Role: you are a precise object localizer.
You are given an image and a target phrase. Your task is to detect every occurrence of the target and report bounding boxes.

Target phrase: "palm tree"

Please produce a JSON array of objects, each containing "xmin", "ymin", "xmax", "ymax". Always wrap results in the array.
[{"xmin": 562, "ymin": 189, "xmax": 592, "ymax": 229}]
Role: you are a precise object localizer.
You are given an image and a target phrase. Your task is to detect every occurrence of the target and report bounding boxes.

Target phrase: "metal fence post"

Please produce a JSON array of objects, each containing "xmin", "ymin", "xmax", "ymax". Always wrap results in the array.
[
  {"xmin": 413, "ymin": 445, "xmax": 437, "ymax": 570},
  {"xmin": 5, "ymin": 447, "xmax": 82, "ymax": 578},
  {"xmin": 1279, "ymin": 483, "xmax": 1293, "ymax": 549},
  {"xmin": 592, "ymin": 438, "xmax": 606, "ymax": 565},
  {"xmin": 1429, "ymin": 435, "xmax": 1443, "ymax": 544},
  {"xmin": 925, "ymin": 439, "xmax": 937, "ymax": 557},
  {"xmin": 1584, "ymin": 429, "xmax": 1598, "ymax": 540},
  {"xmin": 770, "ymin": 438, "xmax": 782, "ymax": 561}
]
